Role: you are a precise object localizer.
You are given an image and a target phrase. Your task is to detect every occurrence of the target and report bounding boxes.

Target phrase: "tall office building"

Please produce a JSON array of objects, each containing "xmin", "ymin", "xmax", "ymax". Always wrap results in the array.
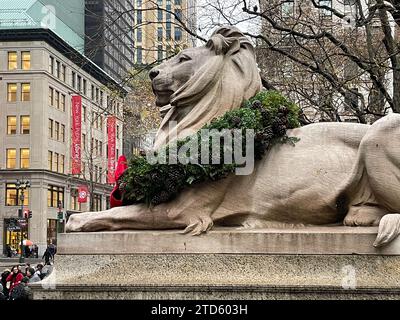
[
  {"xmin": 85, "ymin": 0, "xmax": 136, "ymax": 85},
  {"xmin": 134, "ymin": 0, "xmax": 197, "ymax": 65}
]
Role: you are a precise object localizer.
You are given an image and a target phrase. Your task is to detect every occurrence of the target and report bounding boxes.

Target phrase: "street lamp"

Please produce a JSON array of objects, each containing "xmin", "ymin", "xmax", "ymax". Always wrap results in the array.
[{"xmin": 16, "ymin": 179, "xmax": 30, "ymax": 263}]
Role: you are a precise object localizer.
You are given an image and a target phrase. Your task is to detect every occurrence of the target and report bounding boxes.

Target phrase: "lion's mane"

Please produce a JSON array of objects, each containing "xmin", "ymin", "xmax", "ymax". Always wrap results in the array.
[{"xmin": 154, "ymin": 26, "xmax": 262, "ymax": 149}]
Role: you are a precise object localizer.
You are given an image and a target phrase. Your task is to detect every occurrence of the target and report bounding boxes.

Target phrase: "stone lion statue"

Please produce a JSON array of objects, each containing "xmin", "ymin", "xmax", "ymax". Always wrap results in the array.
[{"xmin": 66, "ymin": 26, "xmax": 400, "ymax": 247}]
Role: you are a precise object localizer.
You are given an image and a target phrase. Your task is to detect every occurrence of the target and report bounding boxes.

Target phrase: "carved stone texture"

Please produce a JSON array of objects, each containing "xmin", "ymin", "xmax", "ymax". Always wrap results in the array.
[{"xmin": 66, "ymin": 26, "xmax": 400, "ymax": 247}]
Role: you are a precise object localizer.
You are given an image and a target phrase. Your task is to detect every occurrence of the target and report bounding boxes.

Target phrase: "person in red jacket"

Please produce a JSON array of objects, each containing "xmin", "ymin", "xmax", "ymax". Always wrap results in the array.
[
  {"xmin": 6, "ymin": 265, "xmax": 23, "ymax": 294},
  {"xmin": 109, "ymin": 155, "xmax": 128, "ymax": 208}
]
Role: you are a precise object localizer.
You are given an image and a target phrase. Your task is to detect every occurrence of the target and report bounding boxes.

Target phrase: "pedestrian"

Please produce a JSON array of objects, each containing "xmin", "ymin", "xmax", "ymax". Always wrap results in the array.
[
  {"xmin": 25, "ymin": 263, "xmax": 31, "ymax": 275},
  {"xmin": 25, "ymin": 267, "xmax": 35, "ymax": 279},
  {"xmin": 0, "ymin": 283, "xmax": 6, "ymax": 300},
  {"xmin": 33, "ymin": 244, "xmax": 39, "ymax": 258},
  {"xmin": 9, "ymin": 277, "xmax": 32, "ymax": 300},
  {"xmin": 24, "ymin": 245, "xmax": 31, "ymax": 258},
  {"xmin": 35, "ymin": 263, "xmax": 44, "ymax": 280},
  {"xmin": 5, "ymin": 244, "xmax": 12, "ymax": 258},
  {"xmin": 42, "ymin": 246, "xmax": 53, "ymax": 265},
  {"xmin": 48, "ymin": 241, "xmax": 57, "ymax": 262},
  {"xmin": 28, "ymin": 267, "xmax": 41, "ymax": 283},
  {"xmin": 1, "ymin": 269, "xmax": 11, "ymax": 299},
  {"xmin": 5, "ymin": 265, "xmax": 24, "ymax": 293}
]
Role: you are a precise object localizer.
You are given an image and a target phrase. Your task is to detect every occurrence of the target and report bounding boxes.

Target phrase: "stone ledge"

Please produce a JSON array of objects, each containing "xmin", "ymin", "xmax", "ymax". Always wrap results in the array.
[{"xmin": 59, "ymin": 226, "xmax": 400, "ymax": 255}]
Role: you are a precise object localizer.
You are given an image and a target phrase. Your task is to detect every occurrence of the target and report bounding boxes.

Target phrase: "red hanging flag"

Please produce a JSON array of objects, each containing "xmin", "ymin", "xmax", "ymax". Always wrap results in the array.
[
  {"xmin": 107, "ymin": 116, "xmax": 117, "ymax": 184},
  {"xmin": 78, "ymin": 185, "xmax": 88, "ymax": 203},
  {"xmin": 71, "ymin": 95, "xmax": 82, "ymax": 174}
]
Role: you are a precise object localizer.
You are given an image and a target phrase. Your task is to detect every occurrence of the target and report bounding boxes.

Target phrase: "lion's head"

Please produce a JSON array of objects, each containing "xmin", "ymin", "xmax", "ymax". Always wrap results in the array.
[{"xmin": 150, "ymin": 26, "xmax": 262, "ymax": 149}]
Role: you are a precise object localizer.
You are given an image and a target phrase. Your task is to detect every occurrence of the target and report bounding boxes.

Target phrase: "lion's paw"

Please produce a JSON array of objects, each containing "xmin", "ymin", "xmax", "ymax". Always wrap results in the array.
[
  {"xmin": 181, "ymin": 216, "xmax": 214, "ymax": 236},
  {"xmin": 374, "ymin": 214, "xmax": 400, "ymax": 247}
]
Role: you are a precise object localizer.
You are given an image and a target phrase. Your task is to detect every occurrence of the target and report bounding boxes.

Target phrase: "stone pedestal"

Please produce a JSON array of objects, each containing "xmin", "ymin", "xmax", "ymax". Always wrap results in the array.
[{"xmin": 30, "ymin": 227, "xmax": 400, "ymax": 299}]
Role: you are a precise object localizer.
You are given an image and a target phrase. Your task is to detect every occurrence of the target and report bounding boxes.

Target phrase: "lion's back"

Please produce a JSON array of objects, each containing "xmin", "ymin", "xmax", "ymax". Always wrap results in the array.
[{"xmin": 215, "ymin": 122, "xmax": 369, "ymax": 225}]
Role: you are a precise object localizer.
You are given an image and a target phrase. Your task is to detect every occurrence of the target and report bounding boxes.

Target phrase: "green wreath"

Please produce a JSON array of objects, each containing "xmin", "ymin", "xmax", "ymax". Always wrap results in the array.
[{"xmin": 120, "ymin": 91, "xmax": 301, "ymax": 206}]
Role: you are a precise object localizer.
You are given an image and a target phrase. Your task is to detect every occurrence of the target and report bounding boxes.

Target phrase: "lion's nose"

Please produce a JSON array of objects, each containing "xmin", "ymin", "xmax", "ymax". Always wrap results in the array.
[{"xmin": 149, "ymin": 69, "xmax": 160, "ymax": 80}]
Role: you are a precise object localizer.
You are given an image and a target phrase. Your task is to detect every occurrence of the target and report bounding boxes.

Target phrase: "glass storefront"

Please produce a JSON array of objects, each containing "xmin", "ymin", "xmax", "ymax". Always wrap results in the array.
[
  {"xmin": 47, "ymin": 219, "xmax": 58, "ymax": 245},
  {"xmin": 3, "ymin": 218, "xmax": 28, "ymax": 255}
]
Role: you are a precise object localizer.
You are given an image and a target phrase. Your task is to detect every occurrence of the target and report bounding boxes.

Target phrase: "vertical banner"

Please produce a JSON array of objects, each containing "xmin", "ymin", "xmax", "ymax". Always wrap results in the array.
[
  {"xmin": 107, "ymin": 116, "xmax": 117, "ymax": 184},
  {"xmin": 71, "ymin": 95, "xmax": 82, "ymax": 174},
  {"xmin": 78, "ymin": 185, "xmax": 88, "ymax": 203}
]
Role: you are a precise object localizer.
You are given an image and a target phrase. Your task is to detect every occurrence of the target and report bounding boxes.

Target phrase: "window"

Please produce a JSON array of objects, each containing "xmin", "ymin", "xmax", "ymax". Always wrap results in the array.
[
  {"xmin": 61, "ymin": 65, "xmax": 66, "ymax": 82},
  {"xmin": 49, "ymin": 56, "xmax": 54, "ymax": 74},
  {"xmin": 20, "ymin": 116, "xmax": 30, "ymax": 134},
  {"xmin": 7, "ymin": 83, "xmax": 17, "ymax": 102},
  {"xmin": 48, "ymin": 119, "xmax": 53, "ymax": 138},
  {"xmin": 21, "ymin": 83, "xmax": 30, "ymax": 101},
  {"xmin": 137, "ymin": 10, "xmax": 142, "ymax": 24},
  {"xmin": 96, "ymin": 88, "xmax": 99, "ymax": 103},
  {"xmin": 157, "ymin": 27, "xmax": 163, "ymax": 41},
  {"xmin": 175, "ymin": 9, "xmax": 182, "ymax": 21},
  {"xmin": 61, "ymin": 94, "xmax": 66, "ymax": 112},
  {"xmin": 82, "ymin": 105, "xmax": 87, "ymax": 122},
  {"xmin": 137, "ymin": 0, "xmax": 142, "ymax": 7},
  {"xmin": 137, "ymin": 46, "xmax": 142, "ymax": 64},
  {"xmin": 117, "ymin": 125, "xmax": 120, "ymax": 139},
  {"xmin": 77, "ymin": 75, "xmax": 82, "ymax": 92},
  {"xmin": 21, "ymin": 52, "xmax": 31, "ymax": 70},
  {"xmin": 20, "ymin": 148, "xmax": 30, "ymax": 168},
  {"xmin": 175, "ymin": 27, "xmax": 182, "ymax": 41},
  {"xmin": 6, "ymin": 184, "xmax": 29, "ymax": 206},
  {"xmin": 166, "ymin": 23, "xmax": 172, "ymax": 40},
  {"xmin": 319, "ymin": 0, "xmax": 332, "ymax": 17},
  {"xmin": 48, "ymin": 151, "xmax": 53, "ymax": 170},
  {"xmin": 93, "ymin": 194, "xmax": 102, "ymax": 211},
  {"xmin": 54, "ymin": 153, "xmax": 59, "ymax": 172},
  {"xmin": 6, "ymin": 149, "xmax": 16, "ymax": 169},
  {"xmin": 72, "ymin": 71, "xmax": 76, "ymax": 88},
  {"xmin": 49, "ymin": 87, "xmax": 54, "ymax": 106},
  {"xmin": 99, "ymin": 141, "xmax": 103, "ymax": 156},
  {"xmin": 158, "ymin": 45, "xmax": 163, "ymax": 61},
  {"xmin": 282, "ymin": 0, "xmax": 295, "ymax": 17},
  {"xmin": 8, "ymin": 52, "xmax": 17, "ymax": 70},
  {"xmin": 61, "ymin": 124, "xmax": 65, "ymax": 142},
  {"xmin": 70, "ymin": 189, "xmax": 81, "ymax": 211},
  {"xmin": 91, "ymin": 85, "xmax": 95, "ymax": 100},
  {"xmin": 174, "ymin": 0, "xmax": 181, "ymax": 5},
  {"xmin": 59, "ymin": 154, "xmax": 64, "ymax": 173},
  {"xmin": 56, "ymin": 61, "xmax": 60, "ymax": 78},
  {"xmin": 83, "ymin": 79, "xmax": 87, "ymax": 96},
  {"xmin": 137, "ymin": 28, "xmax": 142, "ymax": 42},
  {"xmin": 100, "ymin": 91, "xmax": 104, "ymax": 106},
  {"xmin": 55, "ymin": 91, "xmax": 59, "ymax": 109},
  {"xmin": 7, "ymin": 116, "xmax": 16, "ymax": 135},
  {"xmin": 345, "ymin": 88, "xmax": 359, "ymax": 110},
  {"xmin": 47, "ymin": 185, "xmax": 64, "ymax": 208},
  {"xmin": 55, "ymin": 121, "xmax": 60, "ymax": 140},
  {"xmin": 158, "ymin": 9, "xmax": 163, "ymax": 22}
]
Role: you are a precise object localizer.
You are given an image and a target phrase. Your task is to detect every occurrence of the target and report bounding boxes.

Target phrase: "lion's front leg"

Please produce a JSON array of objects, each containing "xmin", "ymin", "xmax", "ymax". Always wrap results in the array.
[{"xmin": 65, "ymin": 203, "xmax": 185, "ymax": 232}]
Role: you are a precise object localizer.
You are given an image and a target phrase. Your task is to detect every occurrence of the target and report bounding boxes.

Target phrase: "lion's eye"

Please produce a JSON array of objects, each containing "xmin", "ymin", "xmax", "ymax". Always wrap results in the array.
[{"xmin": 178, "ymin": 56, "xmax": 191, "ymax": 63}]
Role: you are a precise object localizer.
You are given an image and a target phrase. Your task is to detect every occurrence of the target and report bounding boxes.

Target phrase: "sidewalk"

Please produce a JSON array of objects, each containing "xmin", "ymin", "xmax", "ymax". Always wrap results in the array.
[{"xmin": 0, "ymin": 257, "xmax": 43, "ymax": 270}]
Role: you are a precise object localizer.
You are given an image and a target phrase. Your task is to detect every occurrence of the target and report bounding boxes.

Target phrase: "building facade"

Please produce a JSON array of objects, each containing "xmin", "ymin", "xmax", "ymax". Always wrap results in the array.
[
  {"xmin": 85, "ymin": 0, "xmax": 135, "ymax": 85},
  {"xmin": 134, "ymin": 0, "xmax": 197, "ymax": 65},
  {"xmin": 0, "ymin": 28, "xmax": 125, "ymax": 256}
]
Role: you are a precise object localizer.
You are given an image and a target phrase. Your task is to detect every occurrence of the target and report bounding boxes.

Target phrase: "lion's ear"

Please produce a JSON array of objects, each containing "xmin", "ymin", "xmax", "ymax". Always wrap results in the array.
[{"xmin": 206, "ymin": 34, "xmax": 240, "ymax": 56}]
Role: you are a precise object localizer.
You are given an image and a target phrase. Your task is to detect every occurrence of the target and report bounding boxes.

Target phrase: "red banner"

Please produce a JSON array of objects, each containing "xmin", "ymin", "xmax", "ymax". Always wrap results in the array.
[
  {"xmin": 107, "ymin": 116, "xmax": 117, "ymax": 184},
  {"xmin": 71, "ymin": 96, "xmax": 82, "ymax": 174},
  {"xmin": 78, "ymin": 185, "xmax": 88, "ymax": 203}
]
